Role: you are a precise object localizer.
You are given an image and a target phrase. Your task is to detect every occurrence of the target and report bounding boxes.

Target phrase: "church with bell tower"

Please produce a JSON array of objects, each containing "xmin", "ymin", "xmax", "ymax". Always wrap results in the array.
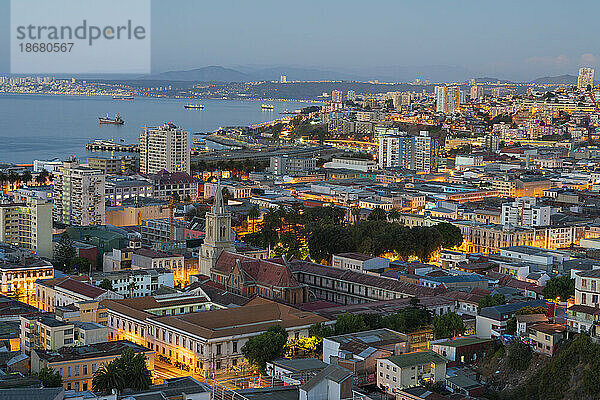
[{"xmin": 199, "ymin": 181, "xmax": 235, "ymax": 276}]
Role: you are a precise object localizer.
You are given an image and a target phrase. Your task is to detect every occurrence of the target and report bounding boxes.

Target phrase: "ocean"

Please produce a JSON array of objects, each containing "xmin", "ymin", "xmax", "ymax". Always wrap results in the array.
[{"xmin": 0, "ymin": 94, "xmax": 314, "ymax": 164}]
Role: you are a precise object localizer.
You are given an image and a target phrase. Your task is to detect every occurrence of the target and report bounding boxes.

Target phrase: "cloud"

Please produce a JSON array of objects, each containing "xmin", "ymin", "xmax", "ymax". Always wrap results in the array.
[
  {"xmin": 526, "ymin": 54, "xmax": 569, "ymax": 66},
  {"xmin": 580, "ymin": 53, "xmax": 598, "ymax": 66}
]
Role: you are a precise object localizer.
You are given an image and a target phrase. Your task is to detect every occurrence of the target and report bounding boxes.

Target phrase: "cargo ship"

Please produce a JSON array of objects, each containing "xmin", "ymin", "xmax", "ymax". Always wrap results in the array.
[
  {"xmin": 184, "ymin": 104, "xmax": 204, "ymax": 109},
  {"xmin": 98, "ymin": 113, "xmax": 124, "ymax": 125},
  {"xmin": 113, "ymin": 94, "xmax": 134, "ymax": 100},
  {"xmin": 261, "ymin": 104, "xmax": 274, "ymax": 110}
]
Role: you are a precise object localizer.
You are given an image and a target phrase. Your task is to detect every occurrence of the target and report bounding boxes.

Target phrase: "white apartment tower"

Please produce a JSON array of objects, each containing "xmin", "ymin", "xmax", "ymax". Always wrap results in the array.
[
  {"xmin": 414, "ymin": 131, "xmax": 439, "ymax": 173},
  {"xmin": 53, "ymin": 160, "xmax": 105, "ymax": 226},
  {"xmin": 198, "ymin": 181, "xmax": 235, "ymax": 276},
  {"xmin": 578, "ymin": 67, "xmax": 595, "ymax": 90},
  {"xmin": 140, "ymin": 123, "xmax": 190, "ymax": 174},
  {"xmin": 378, "ymin": 134, "xmax": 414, "ymax": 169},
  {"xmin": 470, "ymin": 85, "xmax": 484, "ymax": 100},
  {"xmin": 331, "ymin": 90, "xmax": 343, "ymax": 103},
  {"xmin": 501, "ymin": 197, "xmax": 551, "ymax": 227},
  {"xmin": 0, "ymin": 197, "xmax": 52, "ymax": 257}
]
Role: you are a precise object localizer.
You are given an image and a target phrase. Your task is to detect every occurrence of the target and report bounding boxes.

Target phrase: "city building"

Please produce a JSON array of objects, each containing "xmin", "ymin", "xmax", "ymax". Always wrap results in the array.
[
  {"xmin": 103, "ymin": 296, "xmax": 328, "ymax": 377},
  {"xmin": 270, "ymin": 156, "xmax": 317, "ymax": 176},
  {"xmin": 287, "ymin": 259, "xmax": 439, "ymax": 305},
  {"xmin": 323, "ymin": 328, "xmax": 410, "ymax": 385},
  {"xmin": 20, "ymin": 313, "xmax": 108, "ymax": 353},
  {"xmin": 501, "ymin": 197, "xmax": 551, "ymax": 227},
  {"xmin": 475, "ymin": 299, "xmax": 547, "ymax": 338},
  {"xmin": 378, "ymin": 133, "xmax": 414, "ymax": 169},
  {"xmin": 0, "ymin": 258, "xmax": 53, "ymax": 300},
  {"xmin": 528, "ymin": 323, "xmax": 565, "ymax": 356},
  {"xmin": 436, "ymin": 86, "xmax": 460, "ymax": 113},
  {"xmin": 0, "ymin": 197, "xmax": 52, "ymax": 257},
  {"xmin": 331, "ymin": 252, "xmax": 390, "ymax": 272},
  {"xmin": 470, "ymin": 85, "xmax": 484, "ymax": 100},
  {"xmin": 90, "ymin": 268, "xmax": 174, "ymax": 298},
  {"xmin": 414, "ymin": 131, "xmax": 440, "ymax": 173},
  {"xmin": 578, "ymin": 67, "xmax": 595, "ymax": 90},
  {"xmin": 323, "ymin": 158, "xmax": 377, "ymax": 172},
  {"xmin": 30, "ymin": 340, "xmax": 153, "ymax": 392},
  {"xmin": 199, "ymin": 182, "xmax": 235, "ymax": 276},
  {"xmin": 87, "ymin": 156, "xmax": 138, "ymax": 175},
  {"xmin": 104, "ymin": 175, "xmax": 153, "ymax": 205},
  {"xmin": 53, "ymin": 159, "xmax": 105, "ymax": 226},
  {"xmin": 377, "ymin": 351, "xmax": 447, "ymax": 392},
  {"xmin": 140, "ymin": 123, "xmax": 191, "ymax": 174},
  {"xmin": 430, "ymin": 337, "xmax": 492, "ymax": 365},
  {"xmin": 210, "ymin": 251, "xmax": 308, "ymax": 304},
  {"xmin": 144, "ymin": 170, "xmax": 199, "ymax": 201}
]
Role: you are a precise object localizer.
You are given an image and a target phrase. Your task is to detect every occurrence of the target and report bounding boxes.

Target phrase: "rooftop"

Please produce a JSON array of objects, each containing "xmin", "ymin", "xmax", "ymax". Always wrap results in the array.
[
  {"xmin": 34, "ymin": 340, "xmax": 150, "ymax": 363},
  {"xmin": 385, "ymin": 350, "xmax": 447, "ymax": 368},
  {"xmin": 434, "ymin": 337, "xmax": 491, "ymax": 348}
]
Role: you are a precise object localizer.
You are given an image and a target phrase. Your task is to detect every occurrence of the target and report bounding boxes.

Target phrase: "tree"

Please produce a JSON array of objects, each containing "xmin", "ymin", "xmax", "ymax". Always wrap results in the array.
[
  {"xmin": 92, "ymin": 361, "xmax": 125, "ymax": 393},
  {"xmin": 241, "ymin": 325, "xmax": 288, "ymax": 374},
  {"xmin": 92, "ymin": 349, "xmax": 151, "ymax": 393},
  {"xmin": 295, "ymin": 336, "xmax": 323, "ymax": 356},
  {"xmin": 248, "ymin": 205, "xmax": 260, "ymax": 233},
  {"xmin": 433, "ymin": 222, "xmax": 463, "ymax": 249},
  {"xmin": 478, "ymin": 294, "xmax": 506, "ymax": 314},
  {"xmin": 367, "ymin": 207, "xmax": 387, "ymax": 221},
  {"xmin": 432, "ymin": 312, "xmax": 465, "ymax": 339},
  {"xmin": 309, "ymin": 322, "xmax": 334, "ymax": 338},
  {"xmin": 37, "ymin": 367, "xmax": 63, "ymax": 387},
  {"xmin": 388, "ymin": 208, "xmax": 401, "ymax": 222},
  {"xmin": 11, "ymin": 287, "xmax": 24, "ymax": 302},
  {"xmin": 542, "ymin": 276, "xmax": 575, "ymax": 301},
  {"xmin": 127, "ymin": 282, "xmax": 137, "ymax": 298},
  {"xmin": 506, "ymin": 339, "xmax": 532, "ymax": 371},
  {"xmin": 55, "ymin": 233, "xmax": 76, "ymax": 271},
  {"xmin": 335, "ymin": 313, "xmax": 368, "ymax": 335},
  {"xmin": 36, "ymin": 169, "xmax": 49, "ymax": 185},
  {"xmin": 70, "ymin": 257, "xmax": 91, "ymax": 275},
  {"xmin": 308, "ymin": 225, "xmax": 354, "ymax": 263},
  {"xmin": 99, "ymin": 279, "xmax": 113, "ymax": 291}
]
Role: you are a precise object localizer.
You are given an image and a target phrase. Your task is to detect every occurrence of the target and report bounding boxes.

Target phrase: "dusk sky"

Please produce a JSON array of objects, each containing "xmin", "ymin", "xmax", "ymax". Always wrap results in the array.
[{"xmin": 1, "ymin": 0, "xmax": 599, "ymax": 81}]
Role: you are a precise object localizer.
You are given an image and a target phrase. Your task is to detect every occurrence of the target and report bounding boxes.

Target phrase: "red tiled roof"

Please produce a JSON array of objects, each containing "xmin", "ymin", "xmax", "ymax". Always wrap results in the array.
[
  {"xmin": 56, "ymin": 278, "xmax": 106, "ymax": 299},
  {"xmin": 214, "ymin": 251, "xmax": 301, "ymax": 288}
]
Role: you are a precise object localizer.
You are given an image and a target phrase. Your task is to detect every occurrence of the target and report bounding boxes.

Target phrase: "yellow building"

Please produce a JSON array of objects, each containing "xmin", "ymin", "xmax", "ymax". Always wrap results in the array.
[
  {"xmin": 31, "ymin": 340, "xmax": 154, "ymax": 392},
  {"xmin": 0, "ymin": 259, "xmax": 53, "ymax": 304},
  {"xmin": 0, "ymin": 198, "xmax": 52, "ymax": 258}
]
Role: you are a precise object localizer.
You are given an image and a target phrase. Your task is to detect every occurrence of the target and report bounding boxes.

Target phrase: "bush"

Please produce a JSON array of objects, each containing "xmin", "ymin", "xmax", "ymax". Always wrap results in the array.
[{"xmin": 506, "ymin": 340, "xmax": 532, "ymax": 371}]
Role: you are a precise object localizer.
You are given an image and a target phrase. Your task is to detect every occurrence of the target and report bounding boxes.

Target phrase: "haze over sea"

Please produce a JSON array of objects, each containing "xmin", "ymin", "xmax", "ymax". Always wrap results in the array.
[{"xmin": 0, "ymin": 95, "xmax": 314, "ymax": 164}]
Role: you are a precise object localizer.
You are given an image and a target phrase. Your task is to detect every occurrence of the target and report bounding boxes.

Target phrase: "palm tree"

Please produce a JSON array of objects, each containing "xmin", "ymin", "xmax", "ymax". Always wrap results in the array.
[
  {"xmin": 128, "ymin": 354, "xmax": 152, "ymax": 390},
  {"xmin": 35, "ymin": 170, "xmax": 49, "ymax": 185},
  {"xmin": 92, "ymin": 361, "xmax": 125, "ymax": 393},
  {"xmin": 20, "ymin": 170, "xmax": 32, "ymax": 184},
  {"xmin": 126, "ymin": 282, "xmax": 137, "ymax": 298},
  {"xmin": 388, "ymin": 208, "xmax": 401, "ymax": 222},
  {"xmin": 248, "ymin": 205, "xmax": 260, "ymax": 233}
]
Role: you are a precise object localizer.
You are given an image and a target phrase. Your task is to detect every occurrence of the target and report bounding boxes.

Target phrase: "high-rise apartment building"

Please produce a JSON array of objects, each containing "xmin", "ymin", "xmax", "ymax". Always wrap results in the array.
[
  {"xmin": 501, "ymin": 197, "xmax": 551, "ymax": 227},
  {"xmin": 578, "ymin": 67, "xmax": 595, "ymax": 90},
  {"xmin": 0, "ymin": 197, "xmax": 52, "ymax": 257},
  {"xmin": 346, "ymin": 90, "xmax": 356, "ymax": 101},
  {"xmin": 280, "ymin": 75, "xmax": 287, "ymax": 83},
  {"xmin": 378, "ymin": 133, "xmax": 415, "ymax": 169},
  {"xmin": 53, "ymin": 160, "xmax": 105, "ymax": 226},
  {"xmin": 269, "ymin": 156, "xmax": 316, "ymax": 176},
  {"xmin": 331, "ymin": 90, "xmax": 343, "ymax": 103},
  {"xmin": 435, "ymin": 86, "xmax": 460, "ymax": 113},
  {"xmin": 140, "ymin": 123, "xmax": 190, "ymax": 174},
  {"xmin": 414, "ymin": 131, "xmax": 440, "ymax": 173},
  {"xmin": 470, "ymin": 85, "xmax": 484, "ymax": 100}
]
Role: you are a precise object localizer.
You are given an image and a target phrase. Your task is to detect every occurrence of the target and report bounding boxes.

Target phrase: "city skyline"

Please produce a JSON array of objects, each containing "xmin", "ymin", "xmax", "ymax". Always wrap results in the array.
[{"xmin": 1, "ymin": 0, "xmax": 600, "ymax": 81}]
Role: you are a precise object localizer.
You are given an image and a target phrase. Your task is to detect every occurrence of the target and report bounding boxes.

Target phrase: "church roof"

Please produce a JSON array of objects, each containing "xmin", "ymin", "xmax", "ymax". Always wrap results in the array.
[{"xmin": 214, "ymin": 251, "xmax": 302, "ymax": 289}]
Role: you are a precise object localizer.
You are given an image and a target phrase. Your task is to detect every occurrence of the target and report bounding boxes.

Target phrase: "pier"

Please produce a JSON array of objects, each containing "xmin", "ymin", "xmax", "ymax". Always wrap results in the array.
[{"xmin": 86, "ymin": 140, "xmax": 139, "ymax": 152}]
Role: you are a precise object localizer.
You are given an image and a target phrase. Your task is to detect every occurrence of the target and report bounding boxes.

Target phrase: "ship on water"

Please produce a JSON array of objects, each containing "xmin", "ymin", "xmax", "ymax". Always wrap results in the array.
[
  {"xmin": 184, "ymin": 104, "xmax": 204, "ymax": 109},
  {"xmin": 261, "ymin": 104, "xmax": 274, "ymax": 110},
  {"xmin": 98, "ymin": 113, "xmax": 124, "ymax": 125},
  {"xmin": 113, "ymin": 94, "xmax": 134, "ymax": 100}
]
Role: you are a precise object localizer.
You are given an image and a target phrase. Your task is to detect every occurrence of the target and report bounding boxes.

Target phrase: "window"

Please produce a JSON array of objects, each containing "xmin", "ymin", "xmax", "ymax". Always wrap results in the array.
[
  {"xmin": 216, "ymin": 344, "xmax": 222, "ymax": 355},
  {"xmin": 83, "ymin": 365, "xmax": 88, "ymax": 375},
  {"xmin": 92, "ymin": 363, "xmax": 96, "ymax": 373},
  {"xmin": 232, "ymin": 341, "xmax": 238, "ymax": 353},
  {"xmin": 75, "ymin": 366, "xmax": 80, "ymax": 376}
]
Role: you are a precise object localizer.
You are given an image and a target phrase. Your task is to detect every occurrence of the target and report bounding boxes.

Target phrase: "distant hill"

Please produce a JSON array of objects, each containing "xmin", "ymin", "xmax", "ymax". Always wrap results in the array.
[
  {"xmin": 471, "ymin": 77, "xmax": 514, "ymax": 84},
  {"xmin": 532, "ymin": 74, "xmax": 577, "ymax": 85},
  {"xmin": 140, "ymin": 66, "xmax": 251, "ymax": 82}
]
